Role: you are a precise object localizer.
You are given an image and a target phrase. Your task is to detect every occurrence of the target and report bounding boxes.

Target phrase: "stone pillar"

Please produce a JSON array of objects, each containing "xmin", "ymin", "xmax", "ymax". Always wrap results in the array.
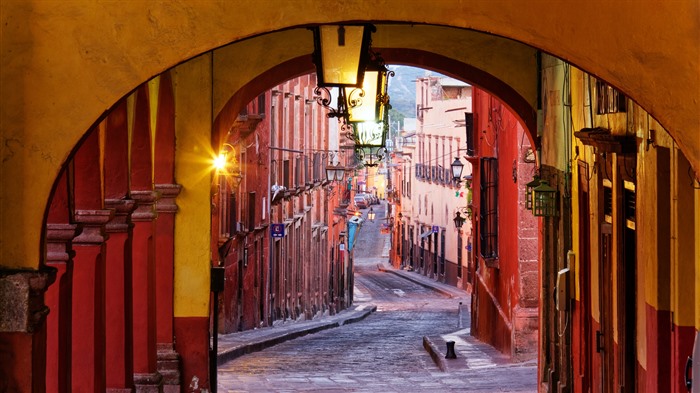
[
  {"xmin": 154, "ymin": 184, "xmax": 182, "ymax": 393},
  {"xmin": 45, "ymin": 223, "xmax": 79, "ymax": 393},
  {"xmin": 0, "ymin": 267, "xmax": 56, "ymax": 393},
  {"xmin": 104, "ymin": 198, "xmax": 136, "ymax": 392},
  {"xmin": 130, "ymin": 190, "xmax": 163, "ymax": 392},
  {"xmin": 71, "ymin": 208, "xmax": 113, "ymax": 393}
]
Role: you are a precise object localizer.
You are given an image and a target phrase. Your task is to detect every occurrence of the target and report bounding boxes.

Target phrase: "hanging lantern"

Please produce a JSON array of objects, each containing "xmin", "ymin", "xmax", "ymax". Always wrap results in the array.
[
  {"xmin": 525, "ymin": 177, "xmax": 541, "ymax": 210},
  {"xmin": 345, "ymin": 64, "xmax": 391, "ymax": 124},
  {"xmin": 312, "ymin": 24, "xmax": 393, "ymax": 126},
  {"xmin": 533, "ymin": 180, "xmax": 558, "ymax": 217},
  {"xmin": 311, "ymin": 24, "xmax": 373, "ymax": 88},
  {"xmin": 368, "ymin": 207, "xmax": 376, "ymax": 222},
  {"xmin": 350, "ymin": 115, "xmax": 389, "ymax": 167}
]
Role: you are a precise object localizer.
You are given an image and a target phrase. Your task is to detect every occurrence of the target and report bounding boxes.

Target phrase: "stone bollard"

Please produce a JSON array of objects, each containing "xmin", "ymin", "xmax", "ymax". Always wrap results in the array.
[
  {"xmin": 445, "ymin": 341, "xmax": 457, "ymax": 359},
  {"xmin": 458, "ymin": 301, "xmax": 463, "ymax": 328}
]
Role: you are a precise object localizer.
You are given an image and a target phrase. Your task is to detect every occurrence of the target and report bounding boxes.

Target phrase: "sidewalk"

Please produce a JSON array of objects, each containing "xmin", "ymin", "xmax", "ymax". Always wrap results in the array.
[
  {"xmin": 216, "ymin": 304, "xmax": 377, "ymax": 365},
  {"xmin": 377, "ymin": 262, "xmax": 533, "ymax": 372}
]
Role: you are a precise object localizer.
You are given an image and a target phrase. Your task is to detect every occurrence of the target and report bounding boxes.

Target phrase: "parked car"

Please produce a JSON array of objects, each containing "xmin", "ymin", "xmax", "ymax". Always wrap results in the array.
[{"xmin": 354, "ymin": 194, "xmax": 369, "ymax": 209}]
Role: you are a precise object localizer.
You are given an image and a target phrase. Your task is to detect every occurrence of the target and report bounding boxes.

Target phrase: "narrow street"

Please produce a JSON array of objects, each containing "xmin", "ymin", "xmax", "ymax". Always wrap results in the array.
[{"xmin": 217, "ymin": 202, "xmax": 537, "ymax": 392}]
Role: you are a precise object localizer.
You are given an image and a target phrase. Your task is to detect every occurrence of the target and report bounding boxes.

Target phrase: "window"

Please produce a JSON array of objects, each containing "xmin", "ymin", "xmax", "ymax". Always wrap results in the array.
[
  {"xmin": 440, "ymin": 230, "xmax": 446, "ymax": 276},
  {"xmin": 465, "ymin": 113, "xmax": 475, "ymax": 156},
  {"xmin": 623, "ymin": 181, "xmax": 635, "ymax": 230},
  {"xmin": 479, "ymin": 158, "xmax": 498, "ymax": 259},
  {"xmin": 257, "ymin": 93, "xmax": 266, "ymax": 116},
  {"xmin": 229, "ymin": 192, "xmax": 237, "ymax": 235},
  {"xmin": 457, "ymin": 234, "xmax": 463, "ymax": 278},
  {"xmin": 248, "ymin": 192, "xmax": 256, "ymax": 232},
  {"xmin": 283, "ymin": 160, "xmax": 290, "ymax": 189},
  {"xmin": 596, "ymin": 80, "xmax": 626, "ymax": 114},
  {"xmin": 295, "ymin": 157, "xmax": 302, "ymax": 187},
  {"xmin": 603, "ymin": 178, "xmax": 613, "ymax": 224}
]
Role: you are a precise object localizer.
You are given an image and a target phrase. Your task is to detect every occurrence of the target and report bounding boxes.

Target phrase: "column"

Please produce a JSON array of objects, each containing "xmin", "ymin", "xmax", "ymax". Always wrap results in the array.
[
  {"xmin": 72, "ymin": 208, "xmax": 113, "ymax": 393},
  {"xmin": 130, "ymin": 190, "xmax": 163, "ymax": 392},
  {"xmin": 45, "ymin": 223, "xmax": 78, "ymax": 393},
  {"xmin": 155, "ymin": 183, "xmax": 182, "ymax": 393},
  {"xmin": 104, "ymin": 198, "xmax": 136, "ymax": 392}
]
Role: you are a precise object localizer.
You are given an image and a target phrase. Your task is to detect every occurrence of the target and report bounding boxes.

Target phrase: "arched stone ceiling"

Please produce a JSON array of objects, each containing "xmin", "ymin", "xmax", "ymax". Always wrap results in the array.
[
  {"xmin": 212, "ymin": 26, "xmax": 537, "ymax": 146},
  {"xmin": 2, "ymin": 0, "xmax": 698, "ymax": 268}
]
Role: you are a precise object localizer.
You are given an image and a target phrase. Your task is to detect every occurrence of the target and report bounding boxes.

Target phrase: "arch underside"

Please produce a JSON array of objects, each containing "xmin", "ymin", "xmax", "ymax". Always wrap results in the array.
[{"xmin": 2, "ymin": 1, "xmax": 698, "ymax": 267}]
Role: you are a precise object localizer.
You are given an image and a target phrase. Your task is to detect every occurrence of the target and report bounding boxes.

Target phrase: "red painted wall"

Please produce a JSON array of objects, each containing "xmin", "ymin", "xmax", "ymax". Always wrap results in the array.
[{"xmin": 470, "ymin": 87, "xmax": 538, "ymax": 359}]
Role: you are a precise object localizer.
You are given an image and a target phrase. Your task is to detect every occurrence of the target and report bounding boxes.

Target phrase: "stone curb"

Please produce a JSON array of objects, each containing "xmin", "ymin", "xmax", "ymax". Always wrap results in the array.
[
  {"xmin": 217, "ymin": 305, "xmax": 377, "ymax": 365},
  {"xmin": 422, "ymin": 336, "xmax": 448, "ymax": 372},
  {"xmin": 377, "ymin": 265, "xmax": 456, "ymax": 299}
]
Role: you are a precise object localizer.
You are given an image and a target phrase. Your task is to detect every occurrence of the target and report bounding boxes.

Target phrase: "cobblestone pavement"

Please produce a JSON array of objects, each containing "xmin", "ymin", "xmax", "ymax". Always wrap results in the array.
[{"xmin": 218, "ymin": 203, "xmax": 537, "ymax": 392}]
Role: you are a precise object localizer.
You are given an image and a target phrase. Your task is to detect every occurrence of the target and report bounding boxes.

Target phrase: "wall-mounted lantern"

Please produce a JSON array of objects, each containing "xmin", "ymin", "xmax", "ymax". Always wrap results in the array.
[
  {"xmin": 532, "ymin": 180, "xmax": 558, "ymax": 217},
  {"xmin": 325, "ymin": 165, "xmax": 346, "ymax": 182},
  {"xmin": 453, "ymin": 211, "xmax": 466, "ymax": 229},
  {"xmin": 214, "ymin": 143, "xmax": 243, "ymax": 189},
  {"xmin": 525, "ymin": 177, "xmax": 541, "ymax": 210},
  {"xmin": 451, "ymin": 157, "xmax": 464, "ymax": 182}
]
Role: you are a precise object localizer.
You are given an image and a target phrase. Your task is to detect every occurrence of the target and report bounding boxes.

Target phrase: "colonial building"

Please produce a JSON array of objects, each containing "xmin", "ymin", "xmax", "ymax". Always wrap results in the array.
[
  {"xmin": 1, "ymin": 3, "xmax": 699, "ymax": 393},
  {"xmin": 395, "ymin": 76, "xmax": 473, "ymax": 290},
  {"xmin": 211, "ymin": 75, "xmax": 351, "ymax": 334},
  {"xmin": 537, "ymin": 54, "xmax": 699, "ymax": 393}
]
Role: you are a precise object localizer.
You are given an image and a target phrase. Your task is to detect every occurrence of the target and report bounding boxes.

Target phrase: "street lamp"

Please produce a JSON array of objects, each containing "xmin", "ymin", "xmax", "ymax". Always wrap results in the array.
[
  {"xmin": 368, "ymin": 207, "xmax": 376, "ymax": 222},
  {"xmin": 452, "ymin": 206, "xmax": 471, "ymax": 229},
  {"xmin": 453, "ymin": 211, "xmax": 466, "ymax": 229},
  {"xmin": 532, "ymin": 180, "xmax": 558, "ymax": 217},
  {"xmin": 525, "ymin": 176, "xmax": 541, "ymax": 210},
  {"xmin": 214, "ymin": 143, "xmax": 243, "ymax": 189},
  {"xmin": 451, "ymin": 157, "xmax": 464, "ymax": 182},
  {"xmin": 312, "ymin": 24, "xmax": 393, "ymax": 127},
  {"xmin": 312, "ymin": 24, "xmax": 373, "ymax": 88},
  {"xmin": 325, "ymin": 165, "xmax": 346, "ymax": 182}
]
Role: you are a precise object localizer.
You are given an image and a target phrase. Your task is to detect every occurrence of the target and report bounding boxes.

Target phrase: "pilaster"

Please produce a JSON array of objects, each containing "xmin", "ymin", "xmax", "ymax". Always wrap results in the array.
[
  {"xmin": 154, "ymin": 183, "xmax": 182, "ymax": 392},
  {"xmin": 104, "ymin": 198, "xmax": 137, "ymax": 393},
  {"xmin": 130, "ymin": 190, "xmax": 163, "ymax": 393},
  {"xmin": 72, "ymin": 208, "xmax": 113, "ymax": 392},
  {"xmin": 45, "ymin": 223, "xmax": 79, "ymax": 393}
]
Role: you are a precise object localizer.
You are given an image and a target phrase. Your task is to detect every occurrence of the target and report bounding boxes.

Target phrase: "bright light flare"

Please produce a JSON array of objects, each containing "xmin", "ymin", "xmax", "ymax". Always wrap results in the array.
[{"xmin": 214, "ymin": 153, "xmax": 227, "ymax": 170}]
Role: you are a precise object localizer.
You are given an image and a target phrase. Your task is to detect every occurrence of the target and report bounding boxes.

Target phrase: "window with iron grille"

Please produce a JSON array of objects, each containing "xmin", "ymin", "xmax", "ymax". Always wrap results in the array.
[
  {"xmin": 479, "ymin": 157, "xmax": 498, "ymax": 259},
  {"xmin": 596, "ymin": 80, "xmax": 627, "ymax": 114}
]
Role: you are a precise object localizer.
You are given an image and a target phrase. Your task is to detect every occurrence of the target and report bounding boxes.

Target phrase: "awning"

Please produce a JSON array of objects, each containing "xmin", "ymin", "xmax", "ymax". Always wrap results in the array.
[{"xmin": 420, "ymin": 230, "xmax": 433, "ymax": 238}]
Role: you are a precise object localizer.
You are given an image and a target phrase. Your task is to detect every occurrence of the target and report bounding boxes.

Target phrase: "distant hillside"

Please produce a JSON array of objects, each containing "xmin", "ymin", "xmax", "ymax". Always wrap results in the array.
[{"xmin": 386, "ymin": 65, "xmax": 445, "ymax": 125}]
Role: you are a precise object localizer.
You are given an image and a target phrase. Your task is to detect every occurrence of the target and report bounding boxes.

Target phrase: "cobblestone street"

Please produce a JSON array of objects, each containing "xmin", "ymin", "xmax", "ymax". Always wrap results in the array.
[{"xmin": 218, "ymin": 204, "xmax": 537, "ymax": 392}]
